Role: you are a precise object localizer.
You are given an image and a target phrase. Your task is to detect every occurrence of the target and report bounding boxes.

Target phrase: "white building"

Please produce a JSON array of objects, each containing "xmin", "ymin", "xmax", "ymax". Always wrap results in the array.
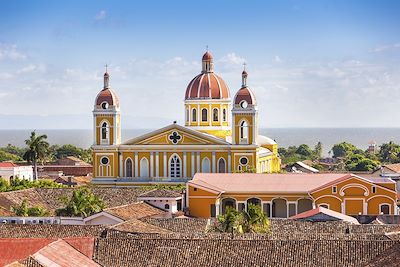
[{"xmin": 0, "ymin": 162, "xmax": 33, "ymax": 182}]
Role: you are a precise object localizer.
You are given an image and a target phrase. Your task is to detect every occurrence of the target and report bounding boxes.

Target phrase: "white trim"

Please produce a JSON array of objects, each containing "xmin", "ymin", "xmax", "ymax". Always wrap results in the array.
[
  {"xmin": 201, "ymin": 157, "xmax": 211, "ymax": 173},
  {"xmin": 139, "ymin": 157, "xmax": 149, "ymax": 178},
  {"xmin": 339, "ymin": 183, "xmax": 370, "ymax": 197},
  {"xmin": 191, "ymin": 152, "xmax": 195, "ymax": 177},
  {"xmin": 318, "ymin": 203, "xmax": 330, "ymax": 209},
  {"xmin": 228, "ymin": 153, "xmax": 231, "ymax": 173},
  {"xmin": 212, "ymin": 107, "xmax": 219, "ymax": 122},
  {"xmin": 212, "ymin": 152, "xmax": 216, "ymax": 173},
  {"xmin": 196, "ymin": 152, "xmax": 200, "ymax": 172},
  {"xmin": 163, "ymin": 152, "xmax": 167, "ymax": 178}
]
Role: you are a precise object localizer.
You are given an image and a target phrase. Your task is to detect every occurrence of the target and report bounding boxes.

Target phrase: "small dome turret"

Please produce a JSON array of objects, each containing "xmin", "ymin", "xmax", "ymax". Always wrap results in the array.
[{"xmin": 95, "ymin": 70, "xmax": 120, "ymax": 108}]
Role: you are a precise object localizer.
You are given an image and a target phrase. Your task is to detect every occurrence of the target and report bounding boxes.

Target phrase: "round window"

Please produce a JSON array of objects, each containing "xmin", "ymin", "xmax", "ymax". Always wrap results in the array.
[
  {"xmin": 239, "ymin": 157, "xmax": 248, "ymax": 165},
  {"xmin": 101, "ymin": 157, "xmax": 109, "ymax": 165},
  {"xmin": 101, "ymin": 102, "xmax": 109, "ymax": 109},
  {"xmin": 240, "ymin": 100, "xmax": 248, "ymax": 109}
]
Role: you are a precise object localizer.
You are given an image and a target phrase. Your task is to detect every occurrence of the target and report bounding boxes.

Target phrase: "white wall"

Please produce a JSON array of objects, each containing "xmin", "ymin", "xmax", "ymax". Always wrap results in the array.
[{"xmin": 0, "ymin": 166, "xmax": 33, "ymax": 182}]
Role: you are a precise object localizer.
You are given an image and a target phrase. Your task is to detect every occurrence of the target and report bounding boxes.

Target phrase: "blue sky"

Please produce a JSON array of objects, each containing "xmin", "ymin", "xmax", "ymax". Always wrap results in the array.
[{"xmin": 1, "ymin": 0, "xmax": 400, "ymax": 128}]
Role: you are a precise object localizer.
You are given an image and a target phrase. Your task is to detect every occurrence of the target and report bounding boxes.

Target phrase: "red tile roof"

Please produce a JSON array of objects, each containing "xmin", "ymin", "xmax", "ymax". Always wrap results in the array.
[
  {"xmin": 289, "ymin": 207, "xmax": 359, "ymax": 224},
  {"xmin": 234, "ymin": 86, "xmax": 256, "ymax": 105},
  {"xmin": 0, "ymin": 237, "xmax": 95, "ymax": 266},
  {"xmin": 185, "ymin": 72, "xmax": 230, "ymax": 100},
  {"xmin": 0, "ymin": 162, "xmax": 18, "ymax": 168}
]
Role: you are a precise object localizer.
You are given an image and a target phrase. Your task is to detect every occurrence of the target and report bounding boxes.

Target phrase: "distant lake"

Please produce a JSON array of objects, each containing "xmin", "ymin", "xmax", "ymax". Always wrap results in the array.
[{"xmin": 1, "ymin": 128, "xmax": 400, "ymax": 156}]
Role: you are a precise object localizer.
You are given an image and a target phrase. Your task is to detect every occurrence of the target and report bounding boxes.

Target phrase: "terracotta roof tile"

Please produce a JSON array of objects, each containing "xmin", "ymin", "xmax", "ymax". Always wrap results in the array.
[
  {"xmin": 105, "ymin": 202, "xmax": 168, "ymax": 221},
  {"xmin": 138, "ymin": 189, "xmax": 182, "ymax": 198}
]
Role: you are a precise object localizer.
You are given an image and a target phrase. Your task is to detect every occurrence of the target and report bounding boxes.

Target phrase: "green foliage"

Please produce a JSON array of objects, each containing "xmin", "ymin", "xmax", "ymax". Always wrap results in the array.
[
  {"xmin": 331, "ymin": 142, "xmax": 358, "ymax": 158},
  {"xmin": 345, "ymin": 154, "xmax": 379, "ymax": 171},
  {"xmin": 0, "ymin": 177, "xmax": 65, "ymax": 192},
  {"xmin": 213, "ymin": 203, "xmax": 270, "ymax": 234},
  {"xmin": 1, "ymin": 144, "xmax": 26, "ymax": 158},
  {"xmin": 0, "ymin": 150, "xmax": 21, "ymax": 162},
  {"xmin": 56, "ymin": 187, "xmax": 106, "ymax": 217},
  {"xmin": 379, "ymin": 141, "xmax": 400, "ymax": 163},
  {"xmin": 50, "ymin": 144, "xmax": 92, "ymax": 163},
  {"xmin": 11, "ymin": 199, "xmax": 49, "ymax": 217},
  {"xmin": 279, "ymin": 142, "xmax": 322, "ymax": 165},
  {"xmin": 296, "ymin": 144, "xmax": 313, "ymax": 157},
  {"xmin": 23, "ymin": 131, "xmax": 50, "ymax": 164}
]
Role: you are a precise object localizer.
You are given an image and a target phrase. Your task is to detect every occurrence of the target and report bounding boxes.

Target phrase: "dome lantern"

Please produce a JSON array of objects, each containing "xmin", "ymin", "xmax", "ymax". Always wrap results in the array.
[{"xmin": 202, "ymin": 50, "xmax": 214, "ymax": 73}]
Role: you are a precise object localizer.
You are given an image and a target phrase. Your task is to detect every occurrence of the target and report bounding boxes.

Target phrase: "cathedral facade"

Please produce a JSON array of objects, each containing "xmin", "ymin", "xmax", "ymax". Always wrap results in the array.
[{"xmin": 91, "ymin": 51, "xmax": 281, "ymax": 186}]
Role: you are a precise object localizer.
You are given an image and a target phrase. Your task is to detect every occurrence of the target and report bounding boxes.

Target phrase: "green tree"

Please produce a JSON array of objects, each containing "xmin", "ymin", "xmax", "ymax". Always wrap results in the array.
[
  {"xmin": 56, "ymin": 187, "xmax": 106, "ymax": 217},
  {"xmin": 345, "ymin": 154, "xmax": 379, "ymax": 171},
  {"xmin": 379, "ymin": 141, "xmax": 400, "ymax": 163},
  {"xmin": 314, "ymin": 141, "xmax": 323, "ymax": 159},
  {"xmin": 0, "ymin": 150, "xmax": 21, "ymax": 162},
  {"xmin": 23, "ymin": 131, "xmax": 50, "ymax": 180},
  {"xmin": 331, "ymin": 142, "xmax": 357, "ymax": 158},
  {"xmin": 296, "ymin": 144, "xmax": 313, "ymax": 157},
  {"xmin": 213, "ymin": 203, "xmax": 270, "ymax": 235},
  {"xmin": 11, "ymin": 199, "xmax": 49, "ymax": 217}
]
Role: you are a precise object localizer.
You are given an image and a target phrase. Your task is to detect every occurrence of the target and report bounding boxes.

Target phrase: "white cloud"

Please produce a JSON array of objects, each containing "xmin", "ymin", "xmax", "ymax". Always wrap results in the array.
[
  {"xmin": 0, "ymin": 43, "xmax": 27, "ymax": 61},
  {"xmin": 1, "ymin": 52, "xmax": 400, "ymax": 128},
  {"xmin": 95, "ymin": 10, "xmax": 107, "ymax": 21},
  {"xmin": 274, "ymin": 55, "xmax": 283, "ymax": 63},
  {"xmin": 371, "ymin": 43, "xmax": 400, "ymax": 52}
]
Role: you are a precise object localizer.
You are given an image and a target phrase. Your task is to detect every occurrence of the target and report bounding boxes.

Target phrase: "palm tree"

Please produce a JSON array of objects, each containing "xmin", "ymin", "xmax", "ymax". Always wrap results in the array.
[
  {"xmin": 56, "ymin": 187, "xmax": 106, "ymax": 217},
  {"xmin": 23, "ymin": 131, "xmax": 50, "ymax": 180},
  {"xmin": 214, "ymin": 203, "xmax": 270, "ymax": 235},
  {"xmin": 242, "ymin": 203, "xmax": 270, "ymax": 233}
]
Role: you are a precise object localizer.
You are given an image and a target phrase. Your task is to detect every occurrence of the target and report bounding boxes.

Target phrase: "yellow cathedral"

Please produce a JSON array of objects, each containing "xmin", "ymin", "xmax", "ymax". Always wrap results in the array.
[{"xmin": 91, "ymin": 51, "xmax": 281, "ymax": 186}]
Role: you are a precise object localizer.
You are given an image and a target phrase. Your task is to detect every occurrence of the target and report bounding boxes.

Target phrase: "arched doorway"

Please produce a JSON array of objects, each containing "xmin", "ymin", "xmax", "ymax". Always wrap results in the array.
[
  {"xmin": 380, "ymin": 204, "xmax": 390, "ymax": 215},
  {"xmin": 297, "ymin": 199, "xmax": 313, "ymax": 214},
  {"xmin": 272, "ymin": 198, "xmax": 287, "ymax": 218},
  {"xmin": 221, "ymin": 198, "xmax": 236, "ymax": 214},
  {"xmin": 169, "ymin": 154, "xmax": 182, "ymax": 178},
  {"xmin": 140, "ymin": 157, "xmax": 149, "ymax": 177},
  {"xmin": 247, "ymin": 198, "xmax": 261, "ymax": 207},
  {"xmin": 217, "ymin": 158, "xmax": 226, "ymax": 173},
  {"xmin": 202, "ymin": 157, "xmax": 211, "ymax": 173},
  {"xmin": 125, "ymin": 158, "xmax": 133, "ymax": 177}
]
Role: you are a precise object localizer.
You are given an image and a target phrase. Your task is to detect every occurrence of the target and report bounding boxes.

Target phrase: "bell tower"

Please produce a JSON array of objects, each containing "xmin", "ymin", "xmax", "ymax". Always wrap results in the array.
[
  {"xmin": 93, "ymin": 68, "xmax": 121, "ymax": 146},
  {"xmin": 232, "ymin": 67, "xmax": 258, "ymax": 145}
]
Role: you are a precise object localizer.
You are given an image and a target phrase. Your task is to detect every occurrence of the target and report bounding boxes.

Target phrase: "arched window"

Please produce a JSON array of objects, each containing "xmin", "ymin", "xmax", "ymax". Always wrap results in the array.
[
  {"xmin": 101, "ymin": 122, "xmax": 109, "ymax": 142},
  {"xmin": 380, "ymin": 204, "xmax": 390, "ymax": 215},
  {"xmin": 213, "ymin": 108, "xmax": 219, "ymax": 122},
  {"xmin": 169, "ymin": 154, "xmax": 181, "ymax": 178},
  {"xmin": 223, "ymin": 108, "xmax": 227, "ymax": 122},
  {"xmin": 201, "ymin": 157, "xmax": 211, "ymax": 173},
  {"xmin": 164, "ymin": 204, "xmax": 170, "ymax": 210},
  {"xmin": 192, "ymin": 109, "xmax": 197, "ymax": 122},
  {"xmin": 201, "ymin": 108, "xmax": 208, "ymax": 122},
  {"xmin": 125, "ymin": 158, "xmax": 133, "ymax": 177},
  {"xmin": 186, "ymin": 109, "xmax": 189, "ymax": 122},
  {"xmin": 140, "ymin": 157, "xmax": 149, "ymax": 177},
  {"xmin": 240, "ymin": 120, "xmax": 249, "ymax": 144},
  {"xmin": 218, "ymin": 158, "xmax": 226, "ymax": 173}
]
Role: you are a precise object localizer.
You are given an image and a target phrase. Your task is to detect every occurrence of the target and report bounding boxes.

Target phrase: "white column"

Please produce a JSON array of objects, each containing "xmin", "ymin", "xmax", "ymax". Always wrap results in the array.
[
  {"xmin": 215, "ymin": 199, "xmax": 220, "ymax": 217},
  {"xmin": 231, "ymin": 113, "xmax": 236, "ymax": 144},
  {"xmin": 197, "ymin": 104, "xmax": 200, "ymax": 126},
  {"xmin": 113, "ymin": 115, "xmax": 117, "ymax": 145},
  {"xmin": 341, "ymin": 202, "xmax": 345, "ymax": 214},
  {"xmin": 252, "ymin": 115, "xmax": 257, "ymax": 145},
  {"xmin": 155, "ymin": 152, "xmax": 159, "ymax": 177},
  {"xmin": 191, "ymin": 152, "xmax": 195, "ymax": 177},
  {"xmin": 208, "ymin": 104, "xmax": 212, "ymax": 126},
  {"xmin": 118, "ymin": 153, "xmax": 122, "ymax": 177},
  {"xmin": 183, "ymin": 152, "xmax": 187, "ymax": 178},
  {"xmin": 212, "ymin": 152, "xmax": 216, "ymax": 173},
  {"xmin": 150, "ymin": 152, "xmax": 154, "ymax": 178},
  {"xmin": 163, "ymin": 152, "xmax": 167, "ymax": 177},
  {"xmin": 196, "ymin": 152, "xmax": 200, "ymax": 172},
  {"xmin": 270, "ymin": 202, "xmax": 273, "ymax": 218},
  {"xmin": 93, "ymin": 115, "xmax": 96, "ymax": 145},
  {"xmin": 134, "ymin": 152, "xmax": 138, "ymax": 177},
  {"xmin": 363, "ymin": 202, "xmax": 367, "ymax": 215},
  {"xmin": 228, "ymin": 153, "xmax": 232, "ymax": 173},
  {"xmin": 312, "ymin": 202, "xmax": 316, "ymax": 209}
]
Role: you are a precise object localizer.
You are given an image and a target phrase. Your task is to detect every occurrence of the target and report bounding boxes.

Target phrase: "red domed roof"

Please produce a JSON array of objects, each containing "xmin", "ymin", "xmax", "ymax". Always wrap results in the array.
[
  {"xmin": 234, "ymin": 86, "xmax": 256, "ymax": 105},
  {"xmin": 95, "ymin": 88, "xmax": 120, "ymax": 107},
  {"xmin": 202, "ymin": 51, "xmax": 213, "ymax": 61},
  {"xmin": 185, "ymin": 73, "xmax": 230, "ymax": 100}
]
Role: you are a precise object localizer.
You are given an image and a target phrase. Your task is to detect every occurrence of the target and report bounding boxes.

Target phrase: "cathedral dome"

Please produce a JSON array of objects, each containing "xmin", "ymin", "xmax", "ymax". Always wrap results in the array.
[
  {"xmin": 234, "ymin": 86, "xmax": 256, "ymax": 105},
  {"xmin": 95, "ymin": 72, "xmax": 120, "ymax": 108},
  {"xmin": 184, "ymin": 51, "xmax": 230, "ymax": 100},
  {"xmin": 234, "ymin": 69, "xmax": 256, "ymax": 106}
]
